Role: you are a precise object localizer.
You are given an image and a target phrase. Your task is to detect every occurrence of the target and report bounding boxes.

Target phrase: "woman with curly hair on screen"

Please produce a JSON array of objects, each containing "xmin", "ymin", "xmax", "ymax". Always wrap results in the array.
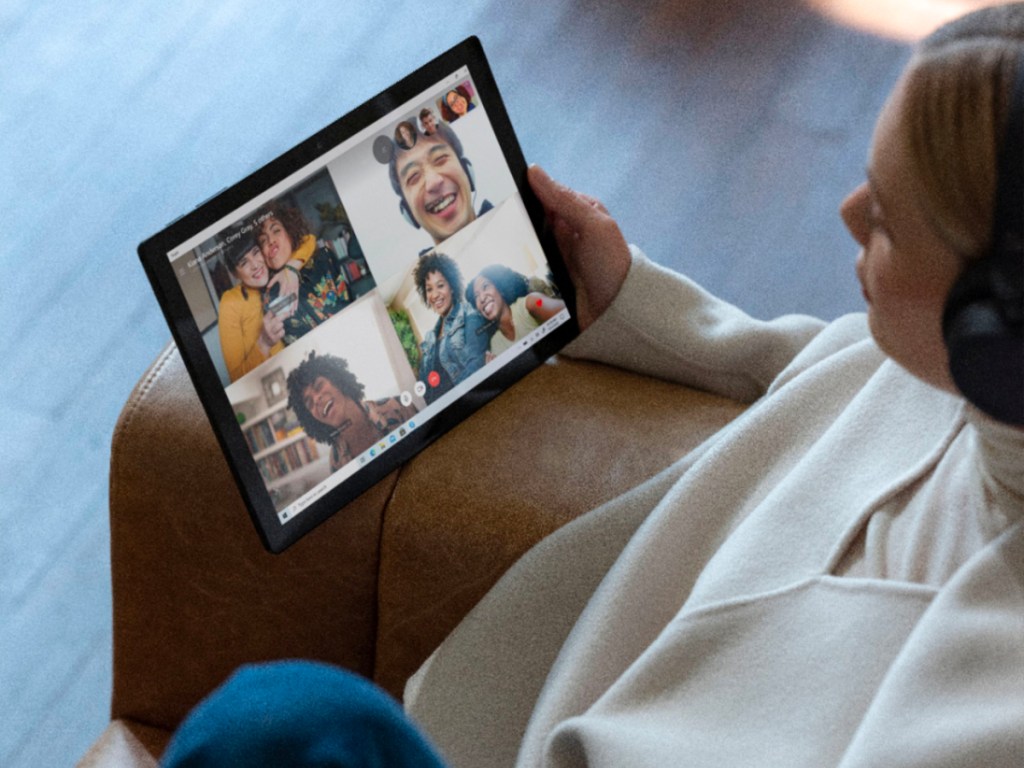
[
  {"xmin": 466, "ymin": 264, "xmax": 566, "ymax": 358},
  {"xmin": 286, "ymin": 352, "xmax": 417, "ymax": 472},
  {"xmin": 413, "ymin": 251, "xmax": 489, "ymax": 404},
  {"xmin": 252, "ymin": 200, "xmax": 361, "ymax": 344}
]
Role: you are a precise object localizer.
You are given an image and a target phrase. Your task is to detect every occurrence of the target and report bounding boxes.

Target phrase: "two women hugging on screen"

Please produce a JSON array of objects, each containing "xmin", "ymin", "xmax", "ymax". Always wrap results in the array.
[
  {"xmin": 218, "ymin": 201, "xmax": 362, "ymax": 383},
  {"xmin": 412, "ymin": 251, "xmax": 566, "ymax": 405}
]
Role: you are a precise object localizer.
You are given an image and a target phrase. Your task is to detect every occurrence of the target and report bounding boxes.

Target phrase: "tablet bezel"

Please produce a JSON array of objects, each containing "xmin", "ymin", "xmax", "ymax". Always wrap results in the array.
[{"xmin": 138, "ymin": 37, "xmax": 579, "ymax": 553}]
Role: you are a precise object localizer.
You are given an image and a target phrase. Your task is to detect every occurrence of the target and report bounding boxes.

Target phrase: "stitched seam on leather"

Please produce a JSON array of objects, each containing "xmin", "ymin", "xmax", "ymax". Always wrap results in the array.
[
  {"xmin": 371, "ymin": 464, "xmax": 406, "ymax": 687},
  {"xmin": 111, "ymin": 343, "xmax": 177, "ymax": 460},
  {"xmin": 108, "ymin": 343, "xmax": 177, "ymax": 722}
]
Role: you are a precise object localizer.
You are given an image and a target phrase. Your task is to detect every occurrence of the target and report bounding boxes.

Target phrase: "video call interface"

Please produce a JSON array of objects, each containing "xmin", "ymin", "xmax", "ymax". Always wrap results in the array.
[{"xmin": 167, "ymin": 68, "xmax": 571, "ymax": 523}]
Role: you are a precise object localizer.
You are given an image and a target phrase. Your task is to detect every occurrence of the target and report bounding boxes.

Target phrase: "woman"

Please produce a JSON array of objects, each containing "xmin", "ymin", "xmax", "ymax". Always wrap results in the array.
[
  {"xmin": 216, "ymin": 214, "xmax": 317, "ymax": 382},
  {"xmin": 466, "ymin": 264, "xmax": 567, "ymax": 358},
  {"xmin": 164, "ymin": 6, "xmax": 1024, "ymax": 767},
  {"xmin": 286, "ymin": 352, "xmax": 417, "ymax": 472},
  {"xmin": 414, "ymin": 251, "xmax": 489, "ymax": 404},
  {"xmin": 217, "ymin": 237, "xmax": 299, "ymax": 382},
  {"xmin": 440, "ymin": 85, "xmax": 474, "ymax": 122},
  {"xmin": 395, "ymin": 120, "xmax": 417, "ymax": 150},
  {"xmin": 253, "ymin": 200, "xmax": 356, "ymax": 346}
]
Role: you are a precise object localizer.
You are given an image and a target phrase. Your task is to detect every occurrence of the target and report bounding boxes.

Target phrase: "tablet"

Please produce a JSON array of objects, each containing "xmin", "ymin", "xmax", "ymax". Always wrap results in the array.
[{"xmin": 138, "ymin": 37, "xmax": 578, "ymax": 553}]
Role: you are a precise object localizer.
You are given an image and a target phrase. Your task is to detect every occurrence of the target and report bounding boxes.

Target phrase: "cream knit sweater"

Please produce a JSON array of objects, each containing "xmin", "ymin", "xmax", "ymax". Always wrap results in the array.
[{"xmin": 406, "ymin": 250, "xmax": 1024, "ymax": 768}]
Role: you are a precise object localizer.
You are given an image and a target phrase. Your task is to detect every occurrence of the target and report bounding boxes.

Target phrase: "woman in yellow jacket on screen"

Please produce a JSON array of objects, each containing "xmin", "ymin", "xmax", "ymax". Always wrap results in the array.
[{"xmin": 217, "ymin": 230, "xmax": 316, "ymax": 382}]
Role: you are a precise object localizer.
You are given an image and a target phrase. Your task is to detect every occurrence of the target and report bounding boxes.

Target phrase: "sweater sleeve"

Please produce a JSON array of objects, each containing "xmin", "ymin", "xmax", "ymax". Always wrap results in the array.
[
  {"xmin": 218, "ymin": 289, "xmax": 278, "ymax": 382},
  {"xmin": 290, "ymin": 234, "xmax": 317, "ymax": 268},
  {"xmin": 562, "ymin": 247, "xmax": 829, "ymax": 403}
]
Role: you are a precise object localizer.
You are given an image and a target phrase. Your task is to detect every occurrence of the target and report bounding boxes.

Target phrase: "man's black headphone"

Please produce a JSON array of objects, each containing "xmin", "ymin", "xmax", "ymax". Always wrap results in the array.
[{"xmin": 942, "ymin": 52, "xmax": 1024, "ymax": 425}]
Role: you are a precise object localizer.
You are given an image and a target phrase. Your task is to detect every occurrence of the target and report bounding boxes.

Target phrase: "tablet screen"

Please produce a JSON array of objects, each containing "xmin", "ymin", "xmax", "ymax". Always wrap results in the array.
[{"xmin": 139, "ymin": 38, "xmax": 577, "ymax": 552}]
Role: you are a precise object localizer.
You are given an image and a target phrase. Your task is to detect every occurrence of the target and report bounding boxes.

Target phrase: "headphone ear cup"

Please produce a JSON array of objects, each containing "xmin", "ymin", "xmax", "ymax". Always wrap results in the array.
[
  {"xmin": 943, "ymin": 257, "xmax": 1024, "ymax": 425},
  {"xmin": 400, "ymin": 199, "xmax": 420, "ymax": 229}
]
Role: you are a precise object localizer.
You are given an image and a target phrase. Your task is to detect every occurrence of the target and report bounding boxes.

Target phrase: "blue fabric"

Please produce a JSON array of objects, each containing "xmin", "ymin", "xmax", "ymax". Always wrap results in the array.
[{"xmin": 161, "ymin": 660, "xmax": 448, "ymax": 768}]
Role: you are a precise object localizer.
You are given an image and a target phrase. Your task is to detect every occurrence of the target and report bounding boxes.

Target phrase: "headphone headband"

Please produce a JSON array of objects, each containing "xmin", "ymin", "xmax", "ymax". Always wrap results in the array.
[{"xmin": 991, "ymin": 51, "xmax": 1024, "ymax": 324}]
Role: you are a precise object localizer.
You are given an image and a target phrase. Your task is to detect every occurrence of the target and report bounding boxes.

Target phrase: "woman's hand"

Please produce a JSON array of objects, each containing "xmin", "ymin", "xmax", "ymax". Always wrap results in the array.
[
  {"xmin": 528, "ymin": 165, "xmax": 631, "ymax": 331},
  {"xmin": 257, "ymin": 310, "xmax": 286, "ymax": 356},
  {"xmin": 266, "ymin": 263, "xmax": 301, "ymax": 308}
]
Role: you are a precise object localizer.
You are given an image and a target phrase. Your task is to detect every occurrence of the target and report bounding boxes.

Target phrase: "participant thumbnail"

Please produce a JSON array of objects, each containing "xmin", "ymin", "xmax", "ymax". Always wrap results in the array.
[{"xmin": 438, "ymin": 81, "xmax": 477, "ymax": 122}]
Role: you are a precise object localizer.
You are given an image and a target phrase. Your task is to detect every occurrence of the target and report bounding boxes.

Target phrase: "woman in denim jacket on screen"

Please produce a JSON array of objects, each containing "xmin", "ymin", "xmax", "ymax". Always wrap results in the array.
[{"xmin": 414, "ymin": 251, "xmax": 490, "ymax": 404}]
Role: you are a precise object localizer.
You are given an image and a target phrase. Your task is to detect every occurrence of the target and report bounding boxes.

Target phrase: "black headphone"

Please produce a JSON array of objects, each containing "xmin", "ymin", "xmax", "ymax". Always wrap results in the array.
[{"xmin": 942, "ymin": 52, "xmax": 1024, "ymax": 425}]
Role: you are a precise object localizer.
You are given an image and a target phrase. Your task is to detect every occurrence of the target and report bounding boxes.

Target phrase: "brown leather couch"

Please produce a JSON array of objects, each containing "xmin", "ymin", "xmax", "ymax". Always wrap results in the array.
[{"xmin": 78, "ymin": 343, "xmax": 744, "ymax": 766}]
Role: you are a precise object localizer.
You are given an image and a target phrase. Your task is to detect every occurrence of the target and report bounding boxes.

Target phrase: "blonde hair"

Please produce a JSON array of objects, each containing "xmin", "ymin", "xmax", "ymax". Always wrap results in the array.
[{"xmin": 898, "ymin": 3, "xmax": 1024, "ymax": 259}]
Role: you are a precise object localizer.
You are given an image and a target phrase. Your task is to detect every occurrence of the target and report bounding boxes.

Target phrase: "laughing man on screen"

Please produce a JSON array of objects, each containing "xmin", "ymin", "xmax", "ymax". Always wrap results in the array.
[{"xmin": 388, "ymin": 121, "xmax": 492, "ymax": 246}]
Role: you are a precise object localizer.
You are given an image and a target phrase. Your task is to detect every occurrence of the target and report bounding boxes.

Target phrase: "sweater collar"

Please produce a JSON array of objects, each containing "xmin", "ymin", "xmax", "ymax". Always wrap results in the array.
[{"xmin": 967, "ymin": 403, "xmax": 1024, "ymax": 520}]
